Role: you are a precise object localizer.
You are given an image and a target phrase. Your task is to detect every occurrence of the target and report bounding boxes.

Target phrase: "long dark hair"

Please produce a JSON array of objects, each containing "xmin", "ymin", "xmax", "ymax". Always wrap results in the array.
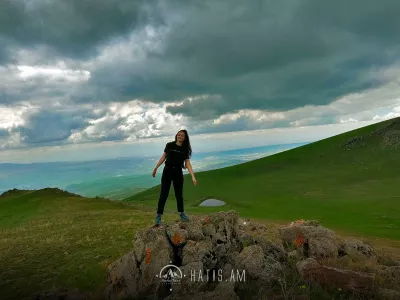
[{"xmin": 175, "ymin": 129, "xmax": 192, "ymax": 169}]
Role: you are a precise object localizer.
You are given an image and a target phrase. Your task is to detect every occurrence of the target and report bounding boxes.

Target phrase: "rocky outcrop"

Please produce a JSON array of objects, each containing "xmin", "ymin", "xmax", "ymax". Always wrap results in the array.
[
  {"xmin": 105, "ymin": 211, "xmax": 287, "ymax": 300},
  {"xmin": 341, "ymin": 117, "xmax": 400, "ymax": 150},
  {"xmin": 371, "ymin": 118, "xmax": 400, "ymax": 136},
  {"xmin": 106, "ymin": 225, "xmax": 174, "ymax": 299},
  {"xmin": 104, "ymin": 212, "xmax": 394, "ymax": 300},
  {"xmin": 371, "ymin": 118, "xmax": 400, "ymax": 149}
]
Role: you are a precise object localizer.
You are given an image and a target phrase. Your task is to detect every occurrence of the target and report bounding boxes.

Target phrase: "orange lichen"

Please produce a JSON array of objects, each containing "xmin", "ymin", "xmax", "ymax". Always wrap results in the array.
[
  {"xmin": 145, "ymin": 247, "xmax": 152, "ymax": 264},
  {"xmin": 294, "ymin": 227, "xmax": 304, "ymax": 247},
  {"xmin": 172, "ymin": 232, "xmax": 183, "ymax": 245},
  {"xmin": 202, "ymin": 217, "xmax": 210, "ymax": 225}
]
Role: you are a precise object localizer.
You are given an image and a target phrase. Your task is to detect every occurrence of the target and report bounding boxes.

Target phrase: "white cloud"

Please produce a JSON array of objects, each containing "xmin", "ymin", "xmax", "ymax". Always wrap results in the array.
[
  {"xmin": 213, "ymin": 110, "xmax": 285, "ymax": 125},
  {"xmin": 372, "ymin": 110, "xmax": 400, "ymax": 121},
  {"xmin": 340, "ymin": 118, "xmax": 358, "ymax": 124},
  {"xmin": 67, "ymin": 99, "xmax": 186, "ymax": 143},
  {"xmin": 0, "ymin": 132, "xmax": 23, "ymax": 150},
  {"xmin": 16, "ymin": 65, "xmax": 90, "ymax": 82},
  {"xmin": 0, "ymin": 105, "xmax": 27, "ymax": 129}
]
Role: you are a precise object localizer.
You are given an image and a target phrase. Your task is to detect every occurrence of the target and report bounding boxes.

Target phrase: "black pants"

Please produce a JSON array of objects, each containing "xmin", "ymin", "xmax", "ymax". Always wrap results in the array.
[{"xmin": 157, "ymin": 165, "xmax": 184, "ymax": 214}]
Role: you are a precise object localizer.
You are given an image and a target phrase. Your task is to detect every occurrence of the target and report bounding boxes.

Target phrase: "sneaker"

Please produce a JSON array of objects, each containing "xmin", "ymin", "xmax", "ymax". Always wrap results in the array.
[
  {"xmin": 155, "ymin": 214, "xmax": 162, "ymax": 225},
  {"xmin": 179, "ymin": 212, "xmax": 189, "ymax": 222}
]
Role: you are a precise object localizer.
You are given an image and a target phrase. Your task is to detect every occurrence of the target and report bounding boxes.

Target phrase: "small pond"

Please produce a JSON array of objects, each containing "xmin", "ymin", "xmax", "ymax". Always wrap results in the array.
[{"xmin": 199, "ymin": 199, "xmax": 226, "ymax": 207}]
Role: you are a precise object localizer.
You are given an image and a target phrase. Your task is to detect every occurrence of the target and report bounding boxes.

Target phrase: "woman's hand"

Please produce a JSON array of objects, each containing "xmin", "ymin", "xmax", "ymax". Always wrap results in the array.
[
  {"xmin": 152, "ymin": 168, "xmax": 157, "ymax": 177},
  {"xmin": 192, "ymin": 175, "xmax": 197, "ymax": 186}
]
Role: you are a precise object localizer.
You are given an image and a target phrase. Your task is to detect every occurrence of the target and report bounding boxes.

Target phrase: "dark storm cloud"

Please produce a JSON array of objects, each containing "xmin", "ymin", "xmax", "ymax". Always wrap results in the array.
[
  {"xmin": 0, "ymin": 71, "xmax": 73, "ymax": 105},
  {"xmin": 0, "ymin": 129, "xmax": 10, "ymax": 137},
  {"xmin": 295, "ymin": 0, "xmax": 400, "ymax": 45},
  {"xmin": 16, "ymin": 109, "xmax": 103, "ymax": 144},
  {"xmin": 0, "ymin": 43, "xmax": 12, "ymax": 65},
  {"xmin": 78, "ymin": 0, "xmax": 400, "ymax": 120},
  {"xmin": 3, "ymin": 0, "xmax": 400, "ymax": 121},
  {"xmin": 0, "ymin": 0, "xmax": 155, "ymax": 61}
]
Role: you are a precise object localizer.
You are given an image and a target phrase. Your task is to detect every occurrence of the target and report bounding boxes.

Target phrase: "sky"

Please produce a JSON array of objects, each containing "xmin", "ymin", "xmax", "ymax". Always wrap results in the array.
[{"xmin": 1, "ymin": 0, "xmax": 400, "ymax": 163}]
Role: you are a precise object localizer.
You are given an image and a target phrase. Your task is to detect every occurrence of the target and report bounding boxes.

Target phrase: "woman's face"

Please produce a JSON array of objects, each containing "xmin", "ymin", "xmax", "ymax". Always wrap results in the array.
[{"xmin": 177, "ymin": 131, "xmax": 186, "ymax": 142}]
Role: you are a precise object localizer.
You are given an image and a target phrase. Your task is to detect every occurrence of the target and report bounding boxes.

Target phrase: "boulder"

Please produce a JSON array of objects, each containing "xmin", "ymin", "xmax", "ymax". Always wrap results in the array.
[
  {"xmin": 279, "ymin": 220, "xmax": 339, "ymax": 259},
  {"xmin": 235, "ymin": 230, "xmax": 287, "ymax": 263},
  {"xmin": 106, "ymin": 225, "xmax": 174, "ymax": 299},
  {"xmin": 338, "ymin": 239, "xmax": 376, "ymax": 258},
  {"xmin": 234, "ymin": 245, "xmax": 265, "ymax": 279},
  {"xmin": 253, "ymin": 235, "xmax": 287, "ymax": 263},
  {"xmin": 296, "ymin": 258, "xmax": 375, "ymax": 293},
  {"xmin": 105, "ymin": 250, "xmax": 140, "ymax": 299}
]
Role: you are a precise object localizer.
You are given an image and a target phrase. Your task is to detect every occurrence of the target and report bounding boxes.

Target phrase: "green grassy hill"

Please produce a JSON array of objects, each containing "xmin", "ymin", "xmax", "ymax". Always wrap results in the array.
[
  {"xmin": 123, "ymin": 117, "xmax": 400, "ymax": 240},
  {"xmin": 0, "ymin": 188, "xmax": 162, "ymax": 299}
]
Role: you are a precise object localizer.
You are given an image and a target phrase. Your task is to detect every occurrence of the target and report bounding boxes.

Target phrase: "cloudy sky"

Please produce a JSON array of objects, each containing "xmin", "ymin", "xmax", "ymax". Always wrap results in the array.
[{"xmin": 1, "ymin": 0, "xmax": 400, "ymax": 163}]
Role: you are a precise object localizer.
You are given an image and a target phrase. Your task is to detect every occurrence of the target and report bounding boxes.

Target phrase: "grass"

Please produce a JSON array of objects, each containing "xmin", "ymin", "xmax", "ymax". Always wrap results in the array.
[
  {"xmin": 124, "ymin": 117, "xmax": 400, "ymax": 240},
  {"xmin": 0, "ymin": 189, "xmax": 178, "ymax": 300}
]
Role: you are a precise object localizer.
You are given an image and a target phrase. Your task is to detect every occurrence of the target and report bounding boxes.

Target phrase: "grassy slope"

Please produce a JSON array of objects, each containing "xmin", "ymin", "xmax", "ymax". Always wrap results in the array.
[
  {"xmin": 123, "ymin": 117, "xmax": 400, "ymax": 240},
  {"xmin": 0, "ymin": 189, "xmax": 163, "ymax": 299}
]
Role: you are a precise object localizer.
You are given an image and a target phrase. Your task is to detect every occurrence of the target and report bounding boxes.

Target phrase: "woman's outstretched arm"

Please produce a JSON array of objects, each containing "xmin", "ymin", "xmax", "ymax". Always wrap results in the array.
[
  {"xmin": 155, "ymin": 153, "xmax": 167, "ymax": 169},
  {"xmin": 152, "ymin": 153, "xmax": 166, "ymax": 177},
  {"xmin": 185, "ymin": 159, "xmax": 197, "ymax": 186}
]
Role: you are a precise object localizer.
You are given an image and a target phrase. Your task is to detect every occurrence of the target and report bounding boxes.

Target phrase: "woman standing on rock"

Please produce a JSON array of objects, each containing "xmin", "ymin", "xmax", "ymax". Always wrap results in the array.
[{"xmin": 152, "ymin": 129, "xmax": 197, "ymax": 226}]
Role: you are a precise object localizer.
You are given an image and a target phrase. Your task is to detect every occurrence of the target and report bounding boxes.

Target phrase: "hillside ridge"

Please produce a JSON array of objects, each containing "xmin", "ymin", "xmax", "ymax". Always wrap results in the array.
[{"xmin": 0, "ymin": 187, "xmax": 83, "ymax": 198}]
